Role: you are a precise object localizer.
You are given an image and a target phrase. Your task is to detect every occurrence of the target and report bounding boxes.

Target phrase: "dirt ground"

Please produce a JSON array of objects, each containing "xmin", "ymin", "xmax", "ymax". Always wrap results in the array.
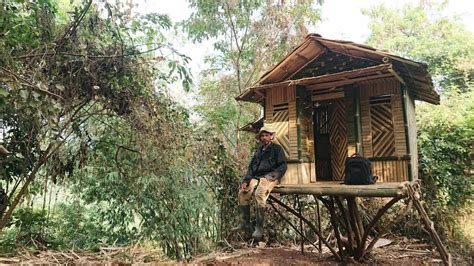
[
  {"xmin": 193, "ymin": 237, "xmax": 467, "ymax": 265},
  {"xmin": 0, "ymin": 237, "xmax": 470, "ymax": 265},
  {"xmin": 194, "ymin": 247, "xmax": 441, "ymax": 265}
]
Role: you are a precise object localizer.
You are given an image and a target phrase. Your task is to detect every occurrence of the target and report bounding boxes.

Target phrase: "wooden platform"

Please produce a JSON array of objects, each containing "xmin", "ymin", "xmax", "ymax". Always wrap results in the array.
[{"xmin": 273, "ymin": 181, "xmax": 409, "ymax": 197}]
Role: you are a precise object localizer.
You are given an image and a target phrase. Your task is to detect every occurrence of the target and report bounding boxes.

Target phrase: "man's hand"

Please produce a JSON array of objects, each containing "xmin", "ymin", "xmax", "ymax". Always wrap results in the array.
[{"xmin": 241, "ymin": 182, "xmax": 248, "ymax": 192}]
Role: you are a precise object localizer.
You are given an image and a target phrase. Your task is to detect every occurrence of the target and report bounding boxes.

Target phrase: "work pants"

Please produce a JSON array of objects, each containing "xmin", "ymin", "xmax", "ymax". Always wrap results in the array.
[{"xmin": 238, "ymin": 177, "xmax": 278, "ymax": 208}]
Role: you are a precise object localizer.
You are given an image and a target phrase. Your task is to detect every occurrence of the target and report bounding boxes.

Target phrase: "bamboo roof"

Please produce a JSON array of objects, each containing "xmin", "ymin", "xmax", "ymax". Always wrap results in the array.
[
  {"xmin": 240, "ymin": 117, "xmax": 263, "ymax": 133},
  {"xmin": 236, "ymin": 34, "xmax": 439, "ymax": 104}
]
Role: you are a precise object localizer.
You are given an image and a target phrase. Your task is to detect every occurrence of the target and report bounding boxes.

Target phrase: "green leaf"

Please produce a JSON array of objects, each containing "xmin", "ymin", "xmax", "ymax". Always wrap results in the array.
[{"xmin": 0, "ymin": 87, "xmax": 9, "ymax": 97}]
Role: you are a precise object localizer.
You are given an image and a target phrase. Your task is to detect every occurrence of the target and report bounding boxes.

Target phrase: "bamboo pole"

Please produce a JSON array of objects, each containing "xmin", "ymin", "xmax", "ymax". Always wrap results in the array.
[
  {"xmin": 272, "ymin": 185, "xmax": 407, "ymax": 197},
  {"xmin": 268, "ymin": 200, "xmax": 320, "ymax": 253},
  {"xmin": 335, "ymin": 197, "xmax": 355, "ymax": 254},
  {"xmin": 346, "ymin": 197, "xmax": 362, "ymax": 251},
  {"xmin": 268, "ymin": 195, "xmax": 341, "ymax": 261},
  {"xmin": 329, "ymin": 197, "xmax": 345, "ymax": 259},
  {"xmin": 247, "ymin": 64, "xmax": 393, "ymax": 91},
  {"xmin": 407, "ymin": 184, "xmax": 451, "ymax": 266},
  {"xmin": 319, "ymin": 197, "xmax": 345, "ymax": 259},
  {"xmin": 297, "ymin": 196, "xmax": 304, "ymax": 254},
  {"xmin": 358, "ymin": 195, "xmax": 403, "ymax": 257},
  {"xmin": 316, "ymin": 197, "xmax": 322, "ymax": 253},
  {"xmin": 362, "ymin": 198, "xmax": 413, "ymax": 257}
]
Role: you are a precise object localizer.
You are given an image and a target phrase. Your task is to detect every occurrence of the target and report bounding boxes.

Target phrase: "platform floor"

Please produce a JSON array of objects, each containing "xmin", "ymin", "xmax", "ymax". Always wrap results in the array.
[{"xmin": 273, "ymin": 181, "xmax": 409, "ymax": 197}]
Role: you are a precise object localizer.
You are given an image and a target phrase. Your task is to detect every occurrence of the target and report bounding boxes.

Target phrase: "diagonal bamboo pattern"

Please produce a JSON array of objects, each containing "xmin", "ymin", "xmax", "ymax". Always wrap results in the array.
[
  {"xmin": 273, "ymin": 109, "xmax": 290, "ymax": 158},
  {"xmin": 371, "ymin": 103, "xmax": 395, "ymax": 157},
  {"xmin": 329, "ymin": 99, "xmax": 347, "ymax": 180}
]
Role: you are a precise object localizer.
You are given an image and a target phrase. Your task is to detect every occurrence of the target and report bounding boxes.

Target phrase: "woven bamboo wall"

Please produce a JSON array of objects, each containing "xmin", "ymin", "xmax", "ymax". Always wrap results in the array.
[
  {"xmin": 360, "ymin": 86, "xmax": 373, "ymax": 157},
  {"xmin": 297, "ymin": 87, "xmax": 315, "ymax": 162},
  {"xmin": 358, "ymin": 78, "xmax": 410, "ymax": 182},
  {"xmin": 266, "ymin": 85, "xmax": 314, "ymax": 184},
  {"xmin": 372, "ymin": 159, "xmax": 409, "ymax": 182},
  {"xmin": 297, "ymin": 86, "xmax": 316, "ymax": 182},
  {"xmin": 288, "ymin": 87, "xmax": 298, "ymax": 161},
  {"xmin": 280, "ymin": 163, "xmax": 313, "ymax": 185},
  {"xmin": 266, "ymin": 86, "xmax": 292, "ymax": 158},
  {"xmin": 272, "ymin": 105, "xmax": 290, "ymax": 158},
  {"xmin": 370, "ymin": 98, "xmax": 396, "ymax": 157},
  {"xmin": 391, "ymin": 89, "xmax": 407, "ymax": 155}
]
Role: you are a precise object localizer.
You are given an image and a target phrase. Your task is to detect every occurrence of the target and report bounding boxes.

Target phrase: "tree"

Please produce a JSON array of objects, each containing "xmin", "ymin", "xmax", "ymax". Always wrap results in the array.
[
  {"xmin": 184, "ymin": 0, "xmax": 323, "ymax": 155},
  {"xmin": 363, "ymin": 1, "xmax": 473, "ymax": 241},
  {"xmin": 363, "ymin": 1, "xmax": 474, "ymax": 93},
  {"xmin": 0, "ymin": 0, "xmax": 191, "ymax": 232}
]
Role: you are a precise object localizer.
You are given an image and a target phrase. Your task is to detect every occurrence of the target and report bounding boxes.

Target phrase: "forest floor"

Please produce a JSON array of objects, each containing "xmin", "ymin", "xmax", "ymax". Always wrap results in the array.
[
  {"xmin": 1, "ymin": 236, "xmax": 471, "ymax": 265},
  {"xmin": 193, "ymin": 237, "xmax": 452, "ymax": 265},
  {"xmin": 0, "ymin": 238, "xmax": 473, "ymax": 265}
]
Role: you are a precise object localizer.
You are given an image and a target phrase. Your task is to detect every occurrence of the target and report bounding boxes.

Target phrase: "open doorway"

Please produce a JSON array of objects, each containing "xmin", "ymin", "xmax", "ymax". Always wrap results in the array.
[
  {"xmin": 313, "ymin": 103, "xmax": 331, "ymax": 180},
  {"xmin": 313, "ymin": 98, "xmax": 347, "ymax": 181}
]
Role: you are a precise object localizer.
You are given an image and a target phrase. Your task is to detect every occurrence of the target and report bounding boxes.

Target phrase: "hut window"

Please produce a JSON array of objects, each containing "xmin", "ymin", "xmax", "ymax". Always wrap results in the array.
[{"xmin": 369, "ymin": 95, "xmax": 395, "ymax": 157}]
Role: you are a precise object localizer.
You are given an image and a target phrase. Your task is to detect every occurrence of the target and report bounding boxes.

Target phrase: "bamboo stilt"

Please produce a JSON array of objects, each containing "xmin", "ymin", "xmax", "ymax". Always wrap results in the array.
[
  {"xmin": 269, "ymin": 195, "xmax": 341, "ymax": 261},
  {"xmin": 407, "ymin": 184, "xmax": 451, "ymax": 266},
  {"xmin": 353, "ymin": 198, "xmax": 365, "ymax": 239},
  {"xmin": 362, "ymin": 198, "xmax": 413, "ymax": 257},
  {"xmin": 319, "ymin": 197, "xmax": 345, "ymax": 259},
  {"xmin": 269, "ymin": 200, "xmax": 320, "ymax": 253},
  {"xmin": 316, "ymin": 197, "xmax": 322, "ymax": 254},
  {"xmin": 358, "ymin": 195, "xmax": 403, "ymax": 257},
  {"xmin": 265, "ymin": 183, "xmax": 451, "ymax": 265},
  {"xmin": 335, "ymin": 196, "xmax": 355, "ymax": 254},
  {"xmin": 346, "ymin": 197, "xmax": 362, "ymax": 249},
  {"xmin": 297, "ymin": 196, "xmax": 304, "ymax": 254}
]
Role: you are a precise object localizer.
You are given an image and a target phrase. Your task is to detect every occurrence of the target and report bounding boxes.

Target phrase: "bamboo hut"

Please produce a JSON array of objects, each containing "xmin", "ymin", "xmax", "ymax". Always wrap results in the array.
[
  {"xmin": 236, "ymin": 35, "xmax": 451, "ymax": 264},
  {"xmin": 237, "ymin": 34, "xmax": 439, "ymax": 186}
]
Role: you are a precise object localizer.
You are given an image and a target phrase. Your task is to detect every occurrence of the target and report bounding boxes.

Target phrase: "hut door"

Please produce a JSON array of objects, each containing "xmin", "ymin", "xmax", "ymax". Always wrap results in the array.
[{"xmin": 314, "ymin": 99, "xmax": 347, "ymax": 181}]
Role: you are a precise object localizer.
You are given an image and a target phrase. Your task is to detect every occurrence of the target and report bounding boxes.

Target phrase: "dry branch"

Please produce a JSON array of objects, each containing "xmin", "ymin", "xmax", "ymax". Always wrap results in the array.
[{"xmin": 0, "ymin": 67, "xmax": 63, "ymax": 100}]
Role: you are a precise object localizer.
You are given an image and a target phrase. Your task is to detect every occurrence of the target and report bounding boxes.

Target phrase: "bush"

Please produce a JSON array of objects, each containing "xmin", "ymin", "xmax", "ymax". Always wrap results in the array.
[
  {"xmin": 0, "ymin": 207, "xmax": 58, "ymax": 253},
  {"xmin": 416, "ymin": 89, "xmax": 473, "ymax": 241}
]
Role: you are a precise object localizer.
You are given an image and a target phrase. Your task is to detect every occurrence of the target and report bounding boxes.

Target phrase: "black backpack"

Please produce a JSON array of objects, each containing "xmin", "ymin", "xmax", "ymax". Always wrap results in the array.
[{"xmin": 344, "ymin": 154, "xmax": 377, "ymax": 185}]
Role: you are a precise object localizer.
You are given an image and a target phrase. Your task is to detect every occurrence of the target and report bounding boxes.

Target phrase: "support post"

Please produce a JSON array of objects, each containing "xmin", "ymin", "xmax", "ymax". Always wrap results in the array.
[
  {"xmin": 354, "ymin": 86, "xmax": 363, "ymax": 153},
  {"xmin": 297, "ymin": 195, "xmax": 304, "ymax": 254},
  {"xmin": 265, "ymin": 183, "xmax": 450, "ymax": 264},
  {"xmin": 400, "ymin": 85, "xmax": 413, "ymax": 181},
  {"xmin": 316, "ymin": 199, "xmax": 322, "ymax": 253},
  {"xmin": 269, "ymin": 195, "xmax": 341, "ymax": 261},
  {"xmin": 319, "ymin": 196, "xmax": 345, "ymax": 259},
  {"xmin": 335, "ymin": 196, "xmax": 355, "ymax": 254},
  {"xmin": 407, "ymin": 184, "xmax": 451, "ymax": 266},
  {"xmin": 346, "ymin": 197, "xmax": 363, "ymax": 250},
  {"xmin": 268, "ymin": 200, "xmax": 320, "ymax": 253}
]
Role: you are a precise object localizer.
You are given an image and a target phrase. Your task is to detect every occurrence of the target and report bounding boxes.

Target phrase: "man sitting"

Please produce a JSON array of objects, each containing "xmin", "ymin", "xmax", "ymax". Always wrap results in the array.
[{"xmin": 233, "ymin": 126, "xmax": 287, "ymax": 241}]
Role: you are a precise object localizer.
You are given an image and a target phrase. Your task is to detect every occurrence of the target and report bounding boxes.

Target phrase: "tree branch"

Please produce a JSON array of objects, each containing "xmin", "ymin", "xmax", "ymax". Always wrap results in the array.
[
  {"xmin": 0, "ymin": 67, "xmax": 63, "ymax": 100},
  {"xmin": 13, "ymin": 46, "xmax": 165, "ymax": 60},
  {"xmin": 55, "ymin": 0, "xmax": 93, "ymax": 50}
]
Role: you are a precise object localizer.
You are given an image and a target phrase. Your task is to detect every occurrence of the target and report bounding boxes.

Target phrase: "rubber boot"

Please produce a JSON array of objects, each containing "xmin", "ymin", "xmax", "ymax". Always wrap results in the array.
[
  {"xmin": 252, "ymin": 207, "xmax": 265, "ymax": 241},
  {"xmin": 232, "ymin": 205, "xmax": 252, "ymax": 234}
]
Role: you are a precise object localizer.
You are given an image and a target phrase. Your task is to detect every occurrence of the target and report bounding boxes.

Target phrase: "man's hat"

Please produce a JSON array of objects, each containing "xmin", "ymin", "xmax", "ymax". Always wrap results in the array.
[{"xmin": 257, "ymin": 126, "xmax": 276, "ymax": 139}]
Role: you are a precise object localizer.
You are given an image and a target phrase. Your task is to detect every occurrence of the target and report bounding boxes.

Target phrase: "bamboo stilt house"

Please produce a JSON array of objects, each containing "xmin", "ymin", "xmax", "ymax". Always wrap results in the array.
[{"xmin": 237, "ymin": 34, "xmax": 439, "ymax": 185}]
